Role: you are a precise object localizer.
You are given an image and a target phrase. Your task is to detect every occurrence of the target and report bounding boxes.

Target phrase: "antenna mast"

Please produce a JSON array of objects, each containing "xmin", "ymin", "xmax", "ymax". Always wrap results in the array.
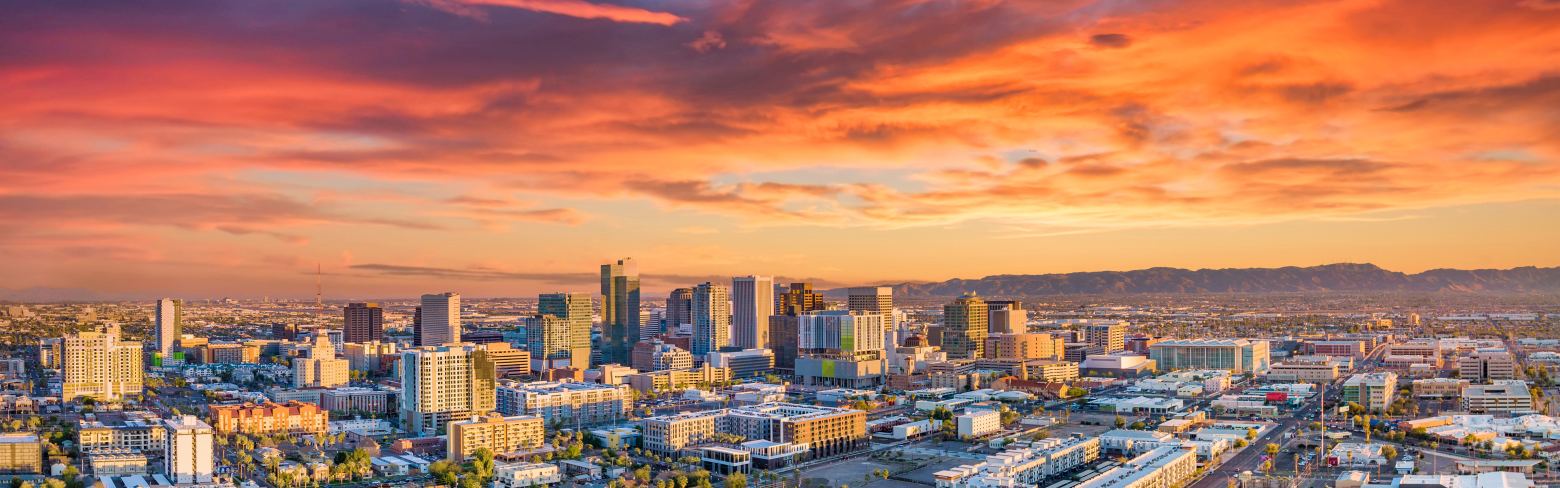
[{"xmin": 316, "ymin": 263, "xmax": 323, "ymax": 318}]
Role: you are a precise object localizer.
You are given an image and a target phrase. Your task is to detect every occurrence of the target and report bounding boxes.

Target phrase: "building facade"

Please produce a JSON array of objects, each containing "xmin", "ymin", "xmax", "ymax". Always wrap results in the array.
[
  {"xmin": 1460, "ymin": 353, "xmax": 1517, "ymax": 382},
  {"xmin": 494, "ymin": 380, "xmax": 634, "ymax": 427},
  {"xmin": 343, "ymin": 302, "xmax": 384, "ymax": 344},
  {"xmin": 693, "ymin": 283, "xmax": 732, "ymax": 357},
  {"xmin": 944, "ymin": 294, "xmax": 988, "ymax": 360},
  {"xmin": 62, "ymin": 324, "xmax": 143, "ymax": 401},
  {"xmin": 538, "ymin": 292, "xmax": 593, "ymax": 369},
  {"xmin": 1083, "ymin": 323, "xmax": 1126, "ymax": 353},
  {"xmin": 401, "ymin": 344, "xmax": 499, "ymax": 435},
  {"xmin": 641, "ymin": 403, "xmax": 867, "ymax": 461},
  {"xmin": 164, "ymin": 416, "xmax": 215, "ymax": 484},
  {"xmin": 210, "ymin": 401, "xmax": 329, "ymax": 434},
  {"xmin": 1463, "ymin": 381, "xmax": 1534, "ymax": 413},
  {"xmin": 294, "ymin": 334, "xmax": 350, "ymax": 388},
  {"xmin": 417, "ymin": 293, "xmax": 461, "ymax": 347},
  {"xmin": 1342, "ymin": 373, "xmax": 1398, "ymax": 411},
  {"xmin": 602, "ymin": 258, "xmax": 641, "ymax": 367},
  {"xmin": 932, "ymin": 437, "xmax": 1100, "ymax": 488},
  {"xmin": 733, "ymin": 276, "xmax": 775, "ymax": 350},
  {"xmin": 1148, "ymin": 339, "xmax": 1271, "ymax": 373},
  {"xmin": 448, "ymin": 413, "xmax": 545, "ymax": 462},
  {"xmin": 154, "ymin": 298, "xmax": 183, "ymax": 355},
  {"xmin": 847, "ymin": 287, "xmax": 893, "ymax": 313}
]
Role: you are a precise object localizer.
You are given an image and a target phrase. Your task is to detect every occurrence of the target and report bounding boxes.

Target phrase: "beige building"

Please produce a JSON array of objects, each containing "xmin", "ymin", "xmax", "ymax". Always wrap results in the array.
[
  {"xmin": 1268, "ymin": 358, "xmax": 1342, "ymax": 381},
  {"xmin": 1463, "ymin": 381, "xmax": 1534, "ymax": 413},
  {"xmin": 79, "ymin": 413, "xmax": 168, "ymax": 453},
  {"xmin": 86, "ymin": 449, "xmax": 149, "ymax": 476},
  {"xmin": 1342, "ymin": 373, "xmax": 1397, "ymax": 411},
  {"xmin": 1083, "ymin": 323, "xmax": 1127, "ymax": 353},
  {"xmin": 344, "ymin": 341, "xmax": 399, "ymax": 372},
  {"xmin": 1459, "ymin": 352, "xmax": 1517, "ymax": 382},
  {"xmin": 993, "ymin": 334, "xmax": 1066, "ymax": 360},
  {"xmin": 1386, "ymin": 344, "xmax": 1440, "ymax": 359},
  {"xmin": 62, "ymin": 324, "xmax": 143, "ymax": 401},
  {"xmin": 294, "ymin": 335, "xmax": 350, "ymax": 388},
  {"xmin": 1026, "ymin": 360, "xmax": 1080, "ymax": 382},
  {"xmin": 495, "ymin": 380, "xmax": 634, "ymax": 426},
  {"xmin": 641, "ymin": 403, "xmax": 866, "ymax": 461},
  {"xmin": 847, "ymin": 287, "xmax": 893, "ymax": 313},
  {"xmin": 447, "ymin": 413, "xmax": 545, "ymax": 462},
  {"xmin": 625, "ymin": 364, "xmax": 730, "ymax": 392},
  {"xmin": 400, "ymin": 344, "xmax": 499, "ymax": 435},
  {"xmin": 1413, "ymin": 378, "xmax": 1470, "ymax": 398},
  {"xmin": 0, "ymin": 434, "xmax": 41, "ymax": 475}
]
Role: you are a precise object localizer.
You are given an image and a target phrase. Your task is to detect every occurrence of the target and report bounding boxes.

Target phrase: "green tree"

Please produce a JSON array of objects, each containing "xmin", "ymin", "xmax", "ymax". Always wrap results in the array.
[
  {"xmin": 1264, "ymin": 443, "xmax": 1279, "ymax": 456},
  {"xmin": 728, "ymin": 472, "xmax": 749, "ymax": 488},
  {"xmin": 1245, "ymin": 428, "xmax": 1258, "ymax": 440},
  {"xmin": 1114, "ymin": 416, "xmax": 1126, "ymax": 428}
]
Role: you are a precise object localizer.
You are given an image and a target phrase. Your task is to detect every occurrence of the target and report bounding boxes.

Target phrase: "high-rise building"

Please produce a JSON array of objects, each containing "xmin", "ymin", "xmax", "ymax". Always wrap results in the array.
[
  {"xmin": 1083, "ymin": 323, "xmax": 1126, "ymax": 352},
  {"xmin": 525, "ymin": 314, "xmax": 572, "ymax": 369},
  {"xmin": 943, "ymin": 293, "xmax": 988, "ymax": 359},
  {"xmin": 631, "ymin": 339, "xmax": 694, "ymax": 372},
  {"xmin": 418, "ymin": 293, "xmax": 460, "ymax": 346},
  {"xmin": 777, "ymin": 283, "xmax": 826, "ymax": 316},
  {"xmin": 733, "ymin": 276, "xmax": 775, "ymax": 349},
  {"xmin": 639, "ymin": 309, "xmax": 663, "ymax": 341},
  {"xmin": 343, "ymin": 302, "xmax": 384, "ymax": 344},
  {"xmin": 163, "ymin": 415, "xmax": 214, "ymax": 484},
  {"xmin": 692, "ymin": 283, "xmax": 731, "ymax": 357},
  {"xmin": 666, "ymin": 288, "xmax": 694, "ymax": 331},
  {"xmin": 344, "ymin": 341, "xmax": 398, "ymax": 372},
  {"xmin": 987, "ymin": 300, "xmax": 1027, "ymax": 335},
  {"xmin": 769, "ymin": 315, "xmax": 800, "ymax": 371},
  {"xmin": 847, "ymin": 287, "xmax": 893, "ymax": 313},
  {"xmin": 400, "ymin": 344, "xmax": 499, "ymax": 435},
  {"xmin": 412, "ymin": 306, "xmax": 422, "ymax": 346},
  {"xmin": 538, "ymin": 292, "xmax": 593, "ymax": 368},
  {"xmin": 795, "ymin": 311, "xmax": 888, "ymax": 388},
  {"xmin": 601, "ymin": 258, "xmax": 641, "ymax": 366},
  {"xmin": 154, "ymin": 298, "xmax": 182, "ymax": 355},
  {"xmin": 993, "ymin": 333, "xmax": 1066, "ymax": 360},
  {"xmin": 62, "ymin": 324, "xmax": 143, "ymax": 401},
  {"xmin": 293, "ymin": 334, "xmax": 349, "ymax": 388}
]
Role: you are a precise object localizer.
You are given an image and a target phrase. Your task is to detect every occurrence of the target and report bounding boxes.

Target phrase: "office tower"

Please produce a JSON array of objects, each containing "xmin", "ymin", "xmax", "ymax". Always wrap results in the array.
[
  {"xmin": 539, "ymin": 292, "xmax": 593, "ymax": 368},
  {"xmin": 1083, "ymin": 323, "xmax": 1126, "ymax": 352},
  {"xmin": 61, "ymin": 324, "xmax": 143, "ymax": 401},
  {"xmin": 943, "ymin": 293, "xmax": 987, "ymax": 359},
  {"xmin": 989, "ymin": 309, "xmax": 1028, "ymax": 335},
  {"xmin": 776, "ymin": 282, "xmax": 826, "ymax": 316},
  {"xmin": 691, "ymin": 283, "xmax": 731, "ymax": 357},
  {"xmin": 401, "ymin": 343, "xmax": 498, "ymax": 435},
  {"xmin": 294, "ymin": 334, "xmax": 349, "ymax": 388},
  {"xmin": 154, "ymin": 298, "xmax": 182, "ymax": 355},
  {"xmin": 343, "ymin": 302, "xmax": 384, "ymax": 343},
  {"xmin": 732, "ymin": 276, "xmax": 775, "ymax": 349},
  {"xmin": 344, "ymin": 341, "xmax": 398, "ymax": 372},
  {"xmin": 273, "ymin": 323, "xmax": 299, "ymax": 341},
  {"xmin": 666, "ymin": 288, "xmax": 694, "ymax": 330},
  {"xmin": 602, "ymin": 258, "xmax": 641, "ymax": 366},
  {"xmin": 769, "ymin": 315, "xmax": 800, "ymax": 371},
  {"xmin": 525, "ymin": 315, "xmax": 571, "ymax": 369},
  {"xmin": 164, "ymin": 415, "xmax": 215, "ymax": 484},
  {"xmin": 847, "ymin": 287, "xmax": 893, "ymax": 313},
  {"xmin": 417, "ymin": 293, "xmax": 460, "ymax": 346},
  {"xmin": 795, "ymin": 311, "xmax": 887, "ymax": 387}
]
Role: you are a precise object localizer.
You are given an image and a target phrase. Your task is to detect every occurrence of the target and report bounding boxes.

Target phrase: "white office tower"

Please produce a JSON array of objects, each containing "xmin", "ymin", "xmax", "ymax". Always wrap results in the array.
[
  {"xmin": 154, "ymin": 298, "xmax": 182, "ymax": 355},
  {"xmin": 798, "ymin": 310, "xmax": 887, "ymax": 353},
  {"xmin": 732, "ymin": 276, "xmax": 774, "ymax": 349},
  {"xmin": 692, "ymin": 283, "xmax": 731, "ymax": 356},
  {"xmin": 164, "ymin": 415, "xmax": 214, "ymax": 484},
  {"xmin": 418, "ymin": 292, "xmax": 461, "ymax": 346},
  {"xmin": 847, "ymin": 287, "xmax": 893, "ymax": 313}
]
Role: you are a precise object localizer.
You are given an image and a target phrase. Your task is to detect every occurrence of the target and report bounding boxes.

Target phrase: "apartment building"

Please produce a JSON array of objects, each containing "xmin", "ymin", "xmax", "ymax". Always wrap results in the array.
[
  {"xmin": 492, "ymin": 462, "xmax": 562, "ymax": 488},
  {"xmin": 345, "ymin": 341, "xmax": 399, "ymax": 373},
  {"xmin": 209, "ymin": 401, "xmax": 329, "ymax": 435},
  {"xmin": 321, "ymin": 388, "xmax": 394, "ymax": 414},
  {"xmin": 78, "ymin": 412, "xmax": 167, "ymax": 454},
  {"xmin": 1413, "ymin": 378, "xmax": 1471, "ymax": 398},
  {"xmin": 494, "ymin": 380, "xmax": 633, "ymax": 426},
  {"xmin": 1067, "ymin": 446, "xmax": 1196, "ymax": 488},
  {"xmin": 641, "ymin": 403, "xmax": 866, "ymax": 461},
  {"xmin": 1342, "ymin": 373, "xmax": 1398, "ymax": 411},
  {"xmin": 933, "ymin": 437, "xmax": 1100, "ymax": 488},
  {"xmin": 1463, "ymin": 381, "xmax": 1534, "ymax": 413},
  {"xmin": 62, "ymin": 324, "xmax": 143, "ymax": 401},
  {"xmin": 164, "ymin": 415, "xmax": 215, "ymax": 484},
  {"xmin": 631, "ymin": 338, "xmax": 694, "ymax": 372},
  {"xmin": 401, "ymin": 343, "xmax": 499, "ymax": 436},
  {"xmin": 294, "ymin": 334, "xmax": 350, "ymax": 388},
  {"xmin": 625, "ymin": 364, "xmax": 732, "ymax": 392},
  {"xmin": 1460, "ymin": 353, "xmax": 1517, "ymax": 382},
  {"xmin": 0, "ymin": 434, "xmax": 42, "ymax": 475},
  {"xmin": 447, "ymin": 413, "xmax": 546, "ymax": 462},
  {"xmin": 1026, "ymin": 360, "xmax": 1081, "ymax": 382},
  {"xmin": 956, "ymin": 410, "xmax": 1001, "ymax": 438}
]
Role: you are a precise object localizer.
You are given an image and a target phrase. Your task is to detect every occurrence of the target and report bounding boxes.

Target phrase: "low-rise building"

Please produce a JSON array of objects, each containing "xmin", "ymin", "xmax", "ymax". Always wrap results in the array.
[
  {"xmin": 320, "ymin": 387, "xmax": 394, "ymax": 414},
  {"xmin": 494, "ymin": 380, "xmax": 633, "ymax": 427},
  {"xmin": 0, "ymin": 433, "xmax": 41, "ymax": 475},
  {"xmin": 86, "ymin": 448, "xmax": 150, "ymax": 476},
  {"xmin": 1098, "ymin": 430, "xmax": 1180, "ymax": 456},
  {"xmin": 1461, "ymin": 353, "xmax": 1518, "ymax": 382},
  {"xmin": 1069, "ymin": 446, "xmax": 1196, "ymax": 488},
  {"xmin": 492, "ymin": 462, "xmax": 562, "ymax": 488},
  {"xmin": 1342, "ymin": 373, "xmax": 1397, "ymax": 412},
  {"xmin": 931, "ymin": 437, "xmax": 1100, "ymax": 488},
  {"xmin": 1396, "ymin": 472, "xmax": 1534, "ymax": 488},
  {"xmin": 956, "ymin": 410, "xmax": 1001, "ymax": 438},
  {"xmin": 1327, "ymin": 443, "xmax": 1388, "ymax": 467},
  {"xmin": 447, "ymin": 413, "xmax": 546, "ymax": 462},
  {"xmin": 1268, "ymin": 358, "xmax": 1342, "ymax": 382},
  {"xmin": 624, "ymin": 364, "xmax": 731, "ymax": 392},
  {"xmin": 79, "ymin": 413, "xmax": 167, "ymax": 454},
  {"xmin": 209, "ymin": 401, "xmax": 329, "ymax": 435},
  {"xmin": 1413, "ymin": 379, "xmax": 1471, "ymax": 398},
  {"xmin": 640, "ymin": 402, "xmax": 866, "ymax": 461},
  {"xmin": 1464, "ymin": 382, "xmax": 1534, "ymax": 414},
  {"xmin": 705, "ymin": 349, "xmax": 775, "ymax": 379}
]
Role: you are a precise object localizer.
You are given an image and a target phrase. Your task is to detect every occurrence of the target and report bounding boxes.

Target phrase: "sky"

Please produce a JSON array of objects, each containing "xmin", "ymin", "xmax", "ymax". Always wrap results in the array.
[{"xmin": 3, "ymin": 0, "xmax": 1560, "ymax": 298}]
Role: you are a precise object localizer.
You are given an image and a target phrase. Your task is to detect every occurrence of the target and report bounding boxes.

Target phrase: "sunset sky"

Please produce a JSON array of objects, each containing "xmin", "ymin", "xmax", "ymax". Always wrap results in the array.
[{"xmin": 4, "ymin": 0, "xmax": 1559, "ymax": 298}]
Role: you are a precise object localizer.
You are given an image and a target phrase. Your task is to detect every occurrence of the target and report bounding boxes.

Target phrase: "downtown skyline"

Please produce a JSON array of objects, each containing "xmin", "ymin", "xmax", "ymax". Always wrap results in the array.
[{"xmin": 3, "ymin": 0, "xmax": 1559, "ymax": 297}]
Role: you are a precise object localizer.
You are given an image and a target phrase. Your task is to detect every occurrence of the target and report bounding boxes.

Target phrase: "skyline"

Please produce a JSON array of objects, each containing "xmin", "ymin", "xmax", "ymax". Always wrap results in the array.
[{"xmin": 5, "ymin": 0, "xmax": 1560, "ymax": 296}]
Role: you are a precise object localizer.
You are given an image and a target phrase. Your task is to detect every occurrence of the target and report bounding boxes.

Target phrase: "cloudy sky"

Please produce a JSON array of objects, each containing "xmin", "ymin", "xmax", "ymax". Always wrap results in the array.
[{"xmin": 4, "ymin": 0, "xmax": 1559, "ymax": 298}]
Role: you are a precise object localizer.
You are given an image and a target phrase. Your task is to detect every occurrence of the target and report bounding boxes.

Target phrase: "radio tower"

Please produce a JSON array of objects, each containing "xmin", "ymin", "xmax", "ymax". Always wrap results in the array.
[{"xmin": 316, "ymin": 263, "xmax": 323, "ymax": 318}]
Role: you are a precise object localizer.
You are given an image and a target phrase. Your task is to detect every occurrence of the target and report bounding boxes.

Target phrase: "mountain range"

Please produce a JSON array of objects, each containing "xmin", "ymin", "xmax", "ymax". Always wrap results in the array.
[{"xmin": 828, "ymin": 263, "xmax": 1560, "ymax": 297}]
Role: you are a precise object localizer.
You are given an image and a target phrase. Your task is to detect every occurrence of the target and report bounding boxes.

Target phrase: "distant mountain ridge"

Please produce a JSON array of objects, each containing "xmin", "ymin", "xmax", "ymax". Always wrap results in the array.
[
  {"xmin": 0, "ymin": 286, "xmax": 153, "ymax": 302},
  {"xmin": 828, "ymin": 263, "xmax": 1560, "ymax": 297}
]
